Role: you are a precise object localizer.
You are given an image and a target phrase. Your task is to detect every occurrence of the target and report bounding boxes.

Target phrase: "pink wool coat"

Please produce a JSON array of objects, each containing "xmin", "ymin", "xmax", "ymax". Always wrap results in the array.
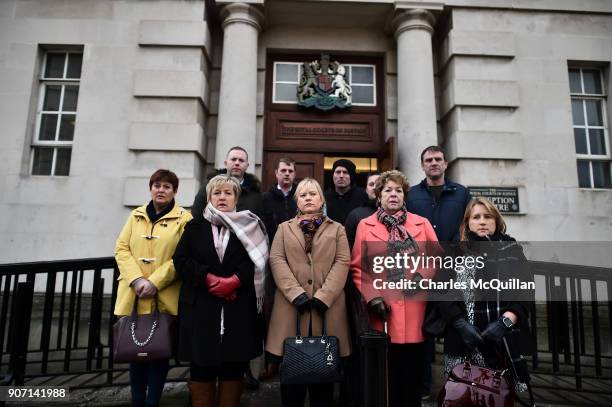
[{"xmin": 351, "ymin": 212, "xmax": 439, "ymax": 344}]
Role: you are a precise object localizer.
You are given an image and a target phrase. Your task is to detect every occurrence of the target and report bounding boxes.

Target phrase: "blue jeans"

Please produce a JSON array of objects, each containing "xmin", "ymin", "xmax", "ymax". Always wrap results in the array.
[{"xmin": 129, "ymin": 359, "xmax": 170, "ymax": 407}]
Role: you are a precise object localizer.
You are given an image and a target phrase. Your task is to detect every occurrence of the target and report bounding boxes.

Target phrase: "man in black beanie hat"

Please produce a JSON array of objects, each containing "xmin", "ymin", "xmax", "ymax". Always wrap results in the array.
[{"xmin": 324, "ymin": 158, "xmax": 369, "ymax": 225}]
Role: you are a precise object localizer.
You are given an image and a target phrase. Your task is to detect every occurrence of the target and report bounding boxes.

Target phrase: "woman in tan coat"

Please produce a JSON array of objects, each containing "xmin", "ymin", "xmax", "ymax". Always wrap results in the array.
[{"xmin": 266, "ymin": 178, "xmax": 351, "ymax": 407}]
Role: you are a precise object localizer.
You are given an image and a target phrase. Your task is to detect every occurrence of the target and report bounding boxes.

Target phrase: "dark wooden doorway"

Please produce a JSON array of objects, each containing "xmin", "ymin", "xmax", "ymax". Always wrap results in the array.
[
  {"xmin": 263, "ymin": 53, "xmax": 388, "ymax": 191},
  {"xmin": 262, "ymin": 151, "xmax": 324, "ymax": 190}
]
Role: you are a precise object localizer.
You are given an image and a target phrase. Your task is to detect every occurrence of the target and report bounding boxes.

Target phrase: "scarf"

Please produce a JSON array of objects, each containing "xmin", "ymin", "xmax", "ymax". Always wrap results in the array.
[
  {"xmin": 377, "ymin": 206, "xmax": 420, "ymax": 295},
  {"xmin": 376, "ymin": 205, "xmax": 419, "ymax": 251},
  {"xmin": 298, "ymin": 215, "xmax": 325, "ymax": 253},
  {"xmin": 203, "ymin": 202, "xmax": 269, "ymax": 313},
  {"xmin": 146, "ymin": 199, "xmax": 175, "ymax": 223}
]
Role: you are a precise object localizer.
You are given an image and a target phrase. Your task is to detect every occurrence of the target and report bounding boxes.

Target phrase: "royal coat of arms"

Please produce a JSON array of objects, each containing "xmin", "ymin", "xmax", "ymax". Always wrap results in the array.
[{"xmin": 297, "ymin": 54, "xmax": 352, "ymax": 111}]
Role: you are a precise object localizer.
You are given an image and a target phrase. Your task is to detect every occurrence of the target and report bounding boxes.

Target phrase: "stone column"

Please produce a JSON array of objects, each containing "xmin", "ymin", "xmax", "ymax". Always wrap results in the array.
[
  {"xmin": 215, "ymin": 2, "xmax": 263, "ymax": 167},
  {"xmin": 391, "ymin": 8, "xmax": 438, "ymax": 185}
]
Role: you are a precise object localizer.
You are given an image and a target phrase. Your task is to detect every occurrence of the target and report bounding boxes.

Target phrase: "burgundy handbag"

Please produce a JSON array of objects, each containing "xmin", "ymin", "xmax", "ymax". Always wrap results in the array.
[
  {"xmin": 113, "ymin": 296, "xmax": 176, "ymax": 363},
  {"xmin": 438, "ymin": 362, "xmax": 513, "ymax": 407}
]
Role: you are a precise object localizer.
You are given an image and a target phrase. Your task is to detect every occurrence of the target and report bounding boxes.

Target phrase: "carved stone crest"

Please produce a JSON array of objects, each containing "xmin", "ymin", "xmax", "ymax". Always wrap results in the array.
[{"xmin": 297, "ymin": 54, "xmax": 352, "ymax": 111}]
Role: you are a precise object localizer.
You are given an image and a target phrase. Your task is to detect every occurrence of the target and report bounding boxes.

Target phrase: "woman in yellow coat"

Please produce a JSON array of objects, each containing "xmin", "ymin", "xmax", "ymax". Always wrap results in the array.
[{"xmin": 114, "ymin": 169, "xmax": 192, "ymax": 407}]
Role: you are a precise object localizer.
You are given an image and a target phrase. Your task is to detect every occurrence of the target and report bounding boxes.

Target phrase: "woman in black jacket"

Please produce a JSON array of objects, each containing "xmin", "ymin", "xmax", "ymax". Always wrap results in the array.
[
  {"xmin": 437, "ymin": 197, "xmax": 533, "ymax": 387},
  {"xmin": 173, "ymin": 175, "xmax": 268, "ymax": 407}
]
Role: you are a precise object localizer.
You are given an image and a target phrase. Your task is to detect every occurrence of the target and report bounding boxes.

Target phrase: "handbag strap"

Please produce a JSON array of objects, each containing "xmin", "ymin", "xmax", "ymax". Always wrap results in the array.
[
  {"xmin": 130, "ymin": 294, "xmax": 161, "ymax": 325},
  {"xmin": 128, "ymin": 294, "xmax": 162, "ymax": 347},
  {"xmin": 295, "ymin": 311, "xmax": 327, "ymax": 338},
  {"xmin": 497, "ymin": 281, "xmax": 535, "ymax": 407}
]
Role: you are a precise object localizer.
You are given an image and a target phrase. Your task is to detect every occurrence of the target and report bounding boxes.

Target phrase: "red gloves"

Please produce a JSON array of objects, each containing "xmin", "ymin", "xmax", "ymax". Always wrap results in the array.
[{"xmin": 206, "ymin": 274, "xmax": 241, "ymax": 301}]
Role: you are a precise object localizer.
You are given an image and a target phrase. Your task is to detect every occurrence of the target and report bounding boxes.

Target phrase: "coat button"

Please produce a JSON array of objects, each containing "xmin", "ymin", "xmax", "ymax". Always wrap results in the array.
[{"xmin": 308, "ymin": 279, "xmax": 313, "ymax": 285}]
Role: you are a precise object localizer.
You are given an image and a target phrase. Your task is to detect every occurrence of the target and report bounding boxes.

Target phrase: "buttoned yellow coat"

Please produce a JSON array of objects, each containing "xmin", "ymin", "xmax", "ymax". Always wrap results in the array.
[
  {"xmin": 266, "ymin": 217, "xmax": 352, "ymax": 357},
  {"xmin": 114, "ymin": 202, "xmax": 192, "ymax": 316}
]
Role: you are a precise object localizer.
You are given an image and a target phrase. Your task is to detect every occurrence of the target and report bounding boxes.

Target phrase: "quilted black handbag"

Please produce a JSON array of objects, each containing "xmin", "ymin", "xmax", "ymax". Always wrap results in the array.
[{"xmin": 279, "ymin": 312, "xmax": 342, "ymax": 385}]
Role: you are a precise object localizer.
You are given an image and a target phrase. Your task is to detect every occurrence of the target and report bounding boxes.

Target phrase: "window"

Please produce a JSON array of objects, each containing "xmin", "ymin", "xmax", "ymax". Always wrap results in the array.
[
  {"xmin": 31, "ymin": 51, "xmax": 82, "ymax": 176},
  {"xmin": 272, "ymin": 61, "xmax": 376, "ymax": 106},
  {"xmin": 569, "ymin": 67, "xmax": 611, "ymax": 188},
  {"xmin": 273, "ymin": 62, "xmax": 303, "ymax": 103}
]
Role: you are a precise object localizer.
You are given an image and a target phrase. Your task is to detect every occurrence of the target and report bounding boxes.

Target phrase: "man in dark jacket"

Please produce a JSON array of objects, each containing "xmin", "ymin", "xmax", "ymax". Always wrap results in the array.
[
  {"xmin": 340, "ymin": 172, "xmax": 379, "ymax": 407},
  {"xmin": 262, "ymin": 157, "xmax": 297, "ymax": 240},
  {"xmin": 406, "ymin": 146, "xmax": 471, "ymax": 243},
  {"xmin": 345, "ymin": 172, "xmax": 380, "ymax": 250},
  {"xmin": 192, "ymin": 146, "xmax": 264, "ymax": 220},
  {"xmin": 406, "ymin": 145, "xmax": 471, "ymax": 400},
  {"xmin": 324, "ymin": 159, "xmax": 369, "ymax": 225}
]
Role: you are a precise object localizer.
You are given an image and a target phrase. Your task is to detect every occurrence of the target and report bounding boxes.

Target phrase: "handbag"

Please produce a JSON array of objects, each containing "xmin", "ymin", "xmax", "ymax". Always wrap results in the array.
[
  {"xmin": 113, "ymin": 295, "xmax": 177, "ymax": 363},
  {"xmin": 279, "ymin": 311, "xmax": 342, "ymax": 385},
  {"xmin": 439, "ymin": 285, "xmax": 535, "ymax": 407},
  {"xmin": 438, "ymin": 362, "xmax": 513, "ymax": 407}
]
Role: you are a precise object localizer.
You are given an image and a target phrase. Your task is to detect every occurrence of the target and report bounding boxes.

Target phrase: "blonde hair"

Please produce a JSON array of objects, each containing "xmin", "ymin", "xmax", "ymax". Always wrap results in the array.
[
  {"xmin": 294, "ymin": 178, "xmax": 325, "ymax": 214},
  {"xmin": 459, "ymin": 197, "xmax": 507, "ymax": 241},
  {"xmin": 205, "ymin": 175, "xmax": 241, "ymax": 202}
]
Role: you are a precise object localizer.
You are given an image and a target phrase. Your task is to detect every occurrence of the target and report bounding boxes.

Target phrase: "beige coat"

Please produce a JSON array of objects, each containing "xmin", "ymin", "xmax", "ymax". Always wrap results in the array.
[{"xmin": 266, "ymin": 217, "xmax": 352, "ymax": 357}]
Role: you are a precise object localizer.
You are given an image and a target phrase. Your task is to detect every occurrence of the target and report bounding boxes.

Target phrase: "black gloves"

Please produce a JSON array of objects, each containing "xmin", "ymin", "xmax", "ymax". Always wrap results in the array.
[
  {"xmin": 482, "ymin": 317, "xmax": 512, "ymax": 345},
  {"xmin": 368, "ymin": 297, "xmax": 390, "ymax": 321},
  {"xmin": 292, "ymin": 293, "xmax": 328, "ymax": 315},
  {"xmin": 310, "ymin": 297, "xmax": 328, "ymax": 314},
  {"xmin": 451, "ymin": 318, "xmax": 484, "ymax": 352},
  {"xmin": 292, "ymin": 293, "xmax": 311, "ymax": 314}
]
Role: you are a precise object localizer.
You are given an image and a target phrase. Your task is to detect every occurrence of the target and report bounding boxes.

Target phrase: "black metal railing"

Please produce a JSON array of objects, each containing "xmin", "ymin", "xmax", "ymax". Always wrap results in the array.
[
  {"xmin": 0, "ymin": 258, "xmax": 119, "ymax": 388},
  {"xmin": 529, "ymin": 261, "xmax": 612, "ymax": 392},
  {"xmin": 0, "ymin": 257, "xmax": 610, "ymax": 393}
]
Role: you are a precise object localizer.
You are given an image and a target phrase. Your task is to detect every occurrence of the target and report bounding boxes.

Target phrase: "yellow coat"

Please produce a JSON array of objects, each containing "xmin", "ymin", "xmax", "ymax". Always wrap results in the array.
[{"xmin": 114, "ymin": 202, "xmax": 192, "ymax": 316}]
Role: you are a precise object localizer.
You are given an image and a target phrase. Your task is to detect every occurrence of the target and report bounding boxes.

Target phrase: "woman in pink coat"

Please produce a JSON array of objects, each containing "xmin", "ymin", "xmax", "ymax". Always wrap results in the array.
[{"xmin": 351, "ymin": 170, "xmax": 439, "ymax": 407}]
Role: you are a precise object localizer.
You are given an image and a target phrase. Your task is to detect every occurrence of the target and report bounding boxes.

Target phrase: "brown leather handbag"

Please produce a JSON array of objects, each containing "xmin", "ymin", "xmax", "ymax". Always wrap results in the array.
[{"xmin": 113, "ymin": 296, "xmax": 176, "ymax": 363}]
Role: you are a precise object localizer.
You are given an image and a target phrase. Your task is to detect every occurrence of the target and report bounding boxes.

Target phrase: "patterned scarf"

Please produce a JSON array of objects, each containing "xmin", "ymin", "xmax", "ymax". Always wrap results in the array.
[
  {"xmin": 298, "ymin": 215, "xmax": 325, "ymax": 253},
  {"xmin": 376, "ymin": 205, "xmax": 418, "ymax": 249},
  {"xmin": 377, "ymin": 206, "xmax": 420, "ymax": 295},
  {"xmin": 203, "ymin": 203, "xmax": 269, "ymax": 312}
]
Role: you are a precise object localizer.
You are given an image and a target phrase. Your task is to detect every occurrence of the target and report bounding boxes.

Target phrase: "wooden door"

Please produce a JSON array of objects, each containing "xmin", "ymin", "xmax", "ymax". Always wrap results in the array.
[
  {"xmin": 378, "ymin": 137, "xmax": 397, "ymax": 171},
  {"xmin": 262, "ymin": 152, "xmax": 325, "ymax": 191}
]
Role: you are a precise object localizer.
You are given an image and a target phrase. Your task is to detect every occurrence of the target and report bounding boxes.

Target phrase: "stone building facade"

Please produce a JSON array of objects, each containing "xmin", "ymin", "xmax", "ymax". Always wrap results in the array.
[{"xmin": 1, "ymin": 0, "xmax": 611, "ymax": 263}]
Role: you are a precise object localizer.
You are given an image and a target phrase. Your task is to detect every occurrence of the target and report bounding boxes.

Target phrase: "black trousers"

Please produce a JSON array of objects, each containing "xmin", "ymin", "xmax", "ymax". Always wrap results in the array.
[
  {"xmin": 280, "ymin": 382, "xmax": 334, "ymax": 407},
  {"xmin": 129, "ymin": 359, "xmax": 169, "ymax": 407},
  {"xmin": 388, "ymin": 343, "xmax": 425, "ymax": 407},
  {"xmin": 190, "ymin": 361, "xmax": 247, "ymax": 382}
]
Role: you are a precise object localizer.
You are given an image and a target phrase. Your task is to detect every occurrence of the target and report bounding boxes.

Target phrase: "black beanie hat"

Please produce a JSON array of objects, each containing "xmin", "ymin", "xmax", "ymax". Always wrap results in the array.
[{"xmin": 332, "ymin": 159, "xmax": 357, "ymax": 186}]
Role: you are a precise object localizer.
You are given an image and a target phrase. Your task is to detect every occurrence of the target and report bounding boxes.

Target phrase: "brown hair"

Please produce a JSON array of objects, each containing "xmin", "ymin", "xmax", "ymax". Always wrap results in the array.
[
  {"xmin": 459, "ymin": 197, "xmax": 507, "ymax": 241},
  {"xmin": 420, "ymin": 145, "xmax": 446, "ymax": 163},
  {"xmin": 226, "ymin": 146, "xmax": 249, "ymax": 160},
  {"xmin": 149, "ymin": 169, "xmax": 179, "ymax": 191},
  {"xmin": 374, "ymin": 170, "xmax": 409, "ymax": 199},
  {"xmin": 276, "ymin": 157, "xmax": 296, "ymax": 169}
]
